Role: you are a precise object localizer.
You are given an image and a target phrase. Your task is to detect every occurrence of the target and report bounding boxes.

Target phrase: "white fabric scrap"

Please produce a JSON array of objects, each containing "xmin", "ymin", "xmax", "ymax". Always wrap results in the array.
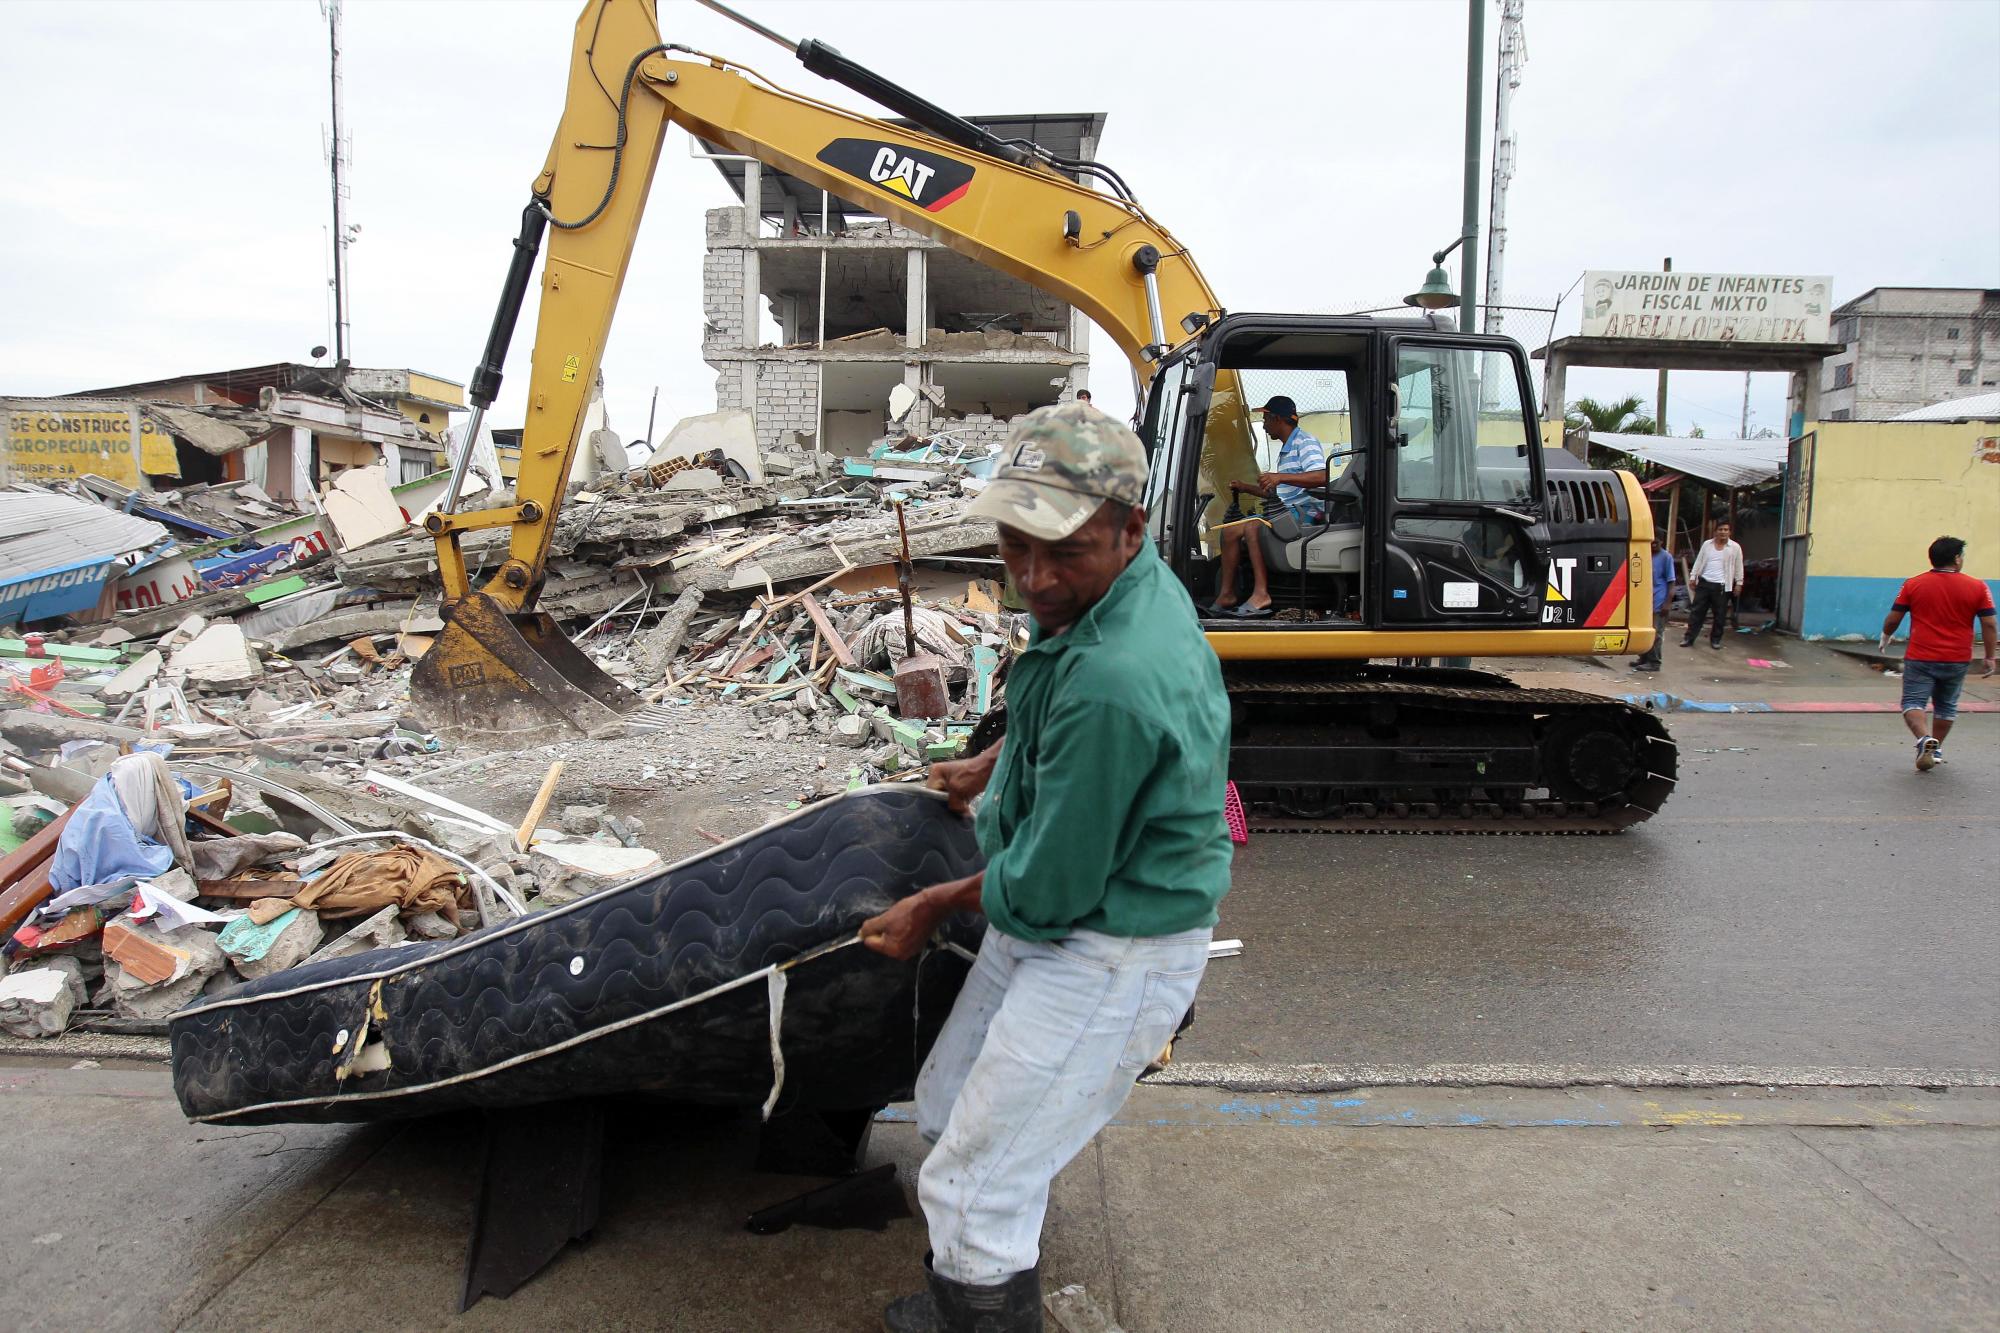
[
  {"xmin": 762, "ymin": 967, "xmax": 789, "ymax": 1121},
  {"xmin": 130, "ymin": 882, "xmax": 231, "ymax": 930}
]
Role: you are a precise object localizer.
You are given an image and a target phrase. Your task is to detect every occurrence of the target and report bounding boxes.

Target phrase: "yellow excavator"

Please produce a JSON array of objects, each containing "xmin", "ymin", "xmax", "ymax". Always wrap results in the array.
[{"xmin": 412, "ymin": 0, "xmax": 1676, "ymax": 831}]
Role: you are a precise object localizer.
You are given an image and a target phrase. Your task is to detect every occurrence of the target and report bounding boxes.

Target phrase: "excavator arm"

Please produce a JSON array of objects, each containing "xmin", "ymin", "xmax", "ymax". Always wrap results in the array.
[{"xmin": 413, "ymin": 0, "xmax": 1224, "ymax": 745}]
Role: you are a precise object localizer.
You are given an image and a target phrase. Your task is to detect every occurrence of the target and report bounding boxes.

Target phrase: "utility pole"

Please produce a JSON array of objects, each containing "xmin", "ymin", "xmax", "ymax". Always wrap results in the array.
[
  {"xmin": 323, "ymin": 1, "xmax": 353, "ymax": 363},
  {"xmin": 1740, "ymin": 371, "xmax": 1752, "ymax": 438},
  {"xmin": 1483, "ymin": 0, "xmax": 1524, "ymax": 334},
  {"xmin": 1655, "ymin": 256, "xmax": 1671, "ymax": 435},
  {"xmin": 1458, "ymin": 0, "xmax": 1485, "ymax": 335},
  {"xmin": 1442, "ymin": 0, "xmax": 1486, "ymax": 672}
]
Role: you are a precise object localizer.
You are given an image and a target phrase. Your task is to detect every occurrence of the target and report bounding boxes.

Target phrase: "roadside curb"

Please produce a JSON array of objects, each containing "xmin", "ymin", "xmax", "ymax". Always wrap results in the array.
[{"xmin": 1142, "ymin": 1060, "xmax": 2000, "ymax": 1092}]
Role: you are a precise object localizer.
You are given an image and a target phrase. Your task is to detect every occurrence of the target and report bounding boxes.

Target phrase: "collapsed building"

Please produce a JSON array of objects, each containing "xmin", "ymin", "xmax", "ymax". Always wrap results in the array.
[{"xmin": 698, "ymin": 114, "xmax": 1103, "ymax": 456}]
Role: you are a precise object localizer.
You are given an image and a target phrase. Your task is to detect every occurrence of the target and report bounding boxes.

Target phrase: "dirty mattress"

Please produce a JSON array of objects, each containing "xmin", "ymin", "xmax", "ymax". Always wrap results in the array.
[{"xmin": 170, "ymin": 786, "xmax": 984, "ymax": 1125}]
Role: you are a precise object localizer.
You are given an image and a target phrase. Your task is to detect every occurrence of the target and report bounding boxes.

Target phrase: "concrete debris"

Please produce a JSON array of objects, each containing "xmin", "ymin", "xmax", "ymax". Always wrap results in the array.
[
  {"xmin": 559, "ymin": 803, "xmax": 609, "ymax": 836},
  {"xmin": 99, "ymin": 649, "xmax": 163, "ymax": 705},
  {"xmin": 405, "ymin": 910, "xmax": 459, "ymax": 941},
  {"xmin": 529, "ymin": 842, "xmax": 663, "ymax": 904},
  {"xmin": 102, "ymin": 921, "xmax": 227, "ymax": 1020},
  {"xmin": 217, "ymin": 907, "xmax": 323, "ymax": 980},
  {"xmin": 168, "ymin": 623, "xmax": 262, "ymax": 688},
  {"xmin": 306, "ymin": 904, "xmax": 407, "ymax": 964},
  {"xmin": 320, "ymin": 464, "xmax": 407, "ymax": 551},
  {"xmin": 0, "ymin": 959, "xmax": 87, "ymax": 1038},
  {"xmin": 0, "ymin": 430, "xmax": 1026, "ymax": 1041}
]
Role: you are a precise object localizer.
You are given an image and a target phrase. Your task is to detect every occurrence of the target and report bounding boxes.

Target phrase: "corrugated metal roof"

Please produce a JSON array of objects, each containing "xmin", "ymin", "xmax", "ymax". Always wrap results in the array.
[
  {"xmin": 1588, "ymin": 432, "xmax": 1787, "ymax": 489},
  {"xmin": 0, "ymin": 490, "xmax": 169, "ymax": 584},
  {"xmin": 1893, "ymin": 391, "xmax": 2000, "ymax": 422}
]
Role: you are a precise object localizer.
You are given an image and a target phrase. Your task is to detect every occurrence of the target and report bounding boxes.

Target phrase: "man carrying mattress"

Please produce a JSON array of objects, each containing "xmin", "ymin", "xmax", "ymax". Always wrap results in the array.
[{"xmin": 861, "ymin": 401, "xmax": 1234, "ymax": 1333}]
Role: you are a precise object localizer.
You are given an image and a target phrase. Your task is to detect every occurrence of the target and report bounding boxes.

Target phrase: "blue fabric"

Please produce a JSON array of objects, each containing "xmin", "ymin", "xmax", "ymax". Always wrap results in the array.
[
  {"xmin": 1652, "ymin": 549, "xmax": 1677, "ymax": 611},
  {"xmin": 1900, "ymin": 658, "xmax": 1968, "ymax": 720},
  {"xmin": 48, "ymin": 772, "xmax": 187, "ymax": 892},
  {"xmin": 1274, "ymin": 426, "xmax": 1327, "ymax": 523}
]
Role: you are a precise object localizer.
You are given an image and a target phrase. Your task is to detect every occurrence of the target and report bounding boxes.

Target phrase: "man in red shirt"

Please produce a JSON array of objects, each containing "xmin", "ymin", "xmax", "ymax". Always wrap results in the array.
[{"xmin": 1881, "ymin": 535, "xmax": 1998, "ymax": 771}]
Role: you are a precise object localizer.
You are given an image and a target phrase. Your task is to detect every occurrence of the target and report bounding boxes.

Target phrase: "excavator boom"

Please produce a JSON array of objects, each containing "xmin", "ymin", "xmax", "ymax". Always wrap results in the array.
[{"xmin": 413, "ymin": 0, "xmax": 1222, "ymax": 745}]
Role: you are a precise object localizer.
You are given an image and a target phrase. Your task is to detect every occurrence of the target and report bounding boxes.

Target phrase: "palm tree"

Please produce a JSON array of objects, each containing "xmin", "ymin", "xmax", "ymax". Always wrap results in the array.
[{"xmin": 1565, "ymin": 394, "xmax": 1657, "ymax": 435}]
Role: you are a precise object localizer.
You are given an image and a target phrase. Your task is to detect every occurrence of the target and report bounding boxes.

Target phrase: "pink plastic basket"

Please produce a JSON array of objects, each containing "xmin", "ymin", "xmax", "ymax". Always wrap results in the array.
[{"xmin": 1223, "ymin": 780, "xmax": 1248, "ymax": 844}]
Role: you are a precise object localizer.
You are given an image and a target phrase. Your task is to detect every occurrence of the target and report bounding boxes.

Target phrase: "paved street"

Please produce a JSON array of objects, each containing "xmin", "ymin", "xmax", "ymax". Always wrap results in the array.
[
  {"xmin": 1184, "ymin": 711, "xmax": 1999, "ymax": 1080},
  {"xmin": 3, "ymin": 649, "xmax": 1995, "ymax": 1330}
]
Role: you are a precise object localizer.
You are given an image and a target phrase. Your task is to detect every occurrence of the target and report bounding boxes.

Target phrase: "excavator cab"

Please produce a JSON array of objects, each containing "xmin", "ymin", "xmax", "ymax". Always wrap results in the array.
[{"xmin": 1142, "ymin": 314, "xmax": 1553, "ymax": 634}]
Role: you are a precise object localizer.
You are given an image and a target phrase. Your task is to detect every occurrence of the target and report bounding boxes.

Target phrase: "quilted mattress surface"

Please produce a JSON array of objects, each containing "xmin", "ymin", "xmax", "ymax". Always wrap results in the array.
[{"xmin": 170, "ymin": 786, "xmax": 984, "ymax": 1125}]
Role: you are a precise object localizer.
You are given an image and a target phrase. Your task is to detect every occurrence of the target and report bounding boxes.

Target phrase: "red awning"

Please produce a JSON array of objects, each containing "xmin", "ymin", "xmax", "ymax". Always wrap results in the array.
[{"xmin": 1641, "ymin": 472, "xmax": 1686, "ymax": 494}]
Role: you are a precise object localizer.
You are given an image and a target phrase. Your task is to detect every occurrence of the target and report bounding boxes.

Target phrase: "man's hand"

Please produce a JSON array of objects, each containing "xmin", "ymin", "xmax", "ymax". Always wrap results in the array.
[
  {"xmin": 928, "ymin": 743, "xmax": 1001, "ymax": 815},
  {"xmin": 1982, "ymin": 656, "xmax": 1997, "ymax": 679},
  {"xmin": 859, "ymin": 891, "xmax": 951, "ymax": 961},
  {"xmin": 860, "ymin": 873, "xmax": 985, "ymax": 961}
]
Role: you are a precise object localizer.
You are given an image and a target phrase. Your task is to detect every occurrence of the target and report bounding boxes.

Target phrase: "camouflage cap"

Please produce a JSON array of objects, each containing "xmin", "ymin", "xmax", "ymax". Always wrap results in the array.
[{"xmin": 965, "ymin": 401, "xmax": 1149, "ymax": 541}]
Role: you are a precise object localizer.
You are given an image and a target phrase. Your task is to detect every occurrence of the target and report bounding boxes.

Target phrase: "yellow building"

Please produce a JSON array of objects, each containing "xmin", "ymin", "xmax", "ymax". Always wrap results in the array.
[{"xmin": 1790, "ymin": 417, "xmax": 2000, "ymax": 639}]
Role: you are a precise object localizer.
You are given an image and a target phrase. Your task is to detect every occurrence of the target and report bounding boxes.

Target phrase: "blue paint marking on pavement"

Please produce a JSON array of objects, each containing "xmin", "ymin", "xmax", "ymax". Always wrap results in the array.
[{"xmin": 1619, "ymin": 691, "xmax": 1780, "ymax": 714}]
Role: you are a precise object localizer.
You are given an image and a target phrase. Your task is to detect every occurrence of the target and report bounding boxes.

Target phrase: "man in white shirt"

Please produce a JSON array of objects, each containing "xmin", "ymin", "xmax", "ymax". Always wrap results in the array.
[{"xmin": 1681, "ymin": 521, "xmax": 1744, "ymax": 650}]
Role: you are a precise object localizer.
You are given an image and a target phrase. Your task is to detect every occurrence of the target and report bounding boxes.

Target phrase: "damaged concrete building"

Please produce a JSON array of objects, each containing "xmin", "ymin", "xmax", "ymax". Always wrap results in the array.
[{"xmin": 699, "ymin": 114, "xmax": 1103, "ymax": 456}]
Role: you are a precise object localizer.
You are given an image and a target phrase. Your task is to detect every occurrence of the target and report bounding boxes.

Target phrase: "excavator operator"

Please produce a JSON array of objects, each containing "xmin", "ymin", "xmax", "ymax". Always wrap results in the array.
[{"xmin": 1209, "ymin": 396, "xmax": 1329, "ymax": 617}]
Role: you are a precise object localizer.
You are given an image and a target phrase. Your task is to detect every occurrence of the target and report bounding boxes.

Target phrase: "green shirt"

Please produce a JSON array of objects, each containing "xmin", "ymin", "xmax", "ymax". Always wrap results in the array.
[{"xmin": 975, "ymin": 548, "xmax": 1233, "ymax": 941}]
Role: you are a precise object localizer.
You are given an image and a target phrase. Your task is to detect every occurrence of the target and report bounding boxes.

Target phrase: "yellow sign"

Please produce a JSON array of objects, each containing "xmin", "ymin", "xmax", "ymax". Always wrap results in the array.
[
  {"xmin": 1593, "ymin": 633, "xmax": 1628, "ymax": 653},
  {"xmin": 1, "ymin": 405, "xmax": 179, "ymax": 485},
  {"xmin": 560, "ymin": 355, "xmax": 580, "ymax": 384}
]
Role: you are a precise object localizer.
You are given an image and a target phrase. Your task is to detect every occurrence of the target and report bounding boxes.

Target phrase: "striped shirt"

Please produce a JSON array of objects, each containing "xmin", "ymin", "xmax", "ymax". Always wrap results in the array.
[{"xmin": 1273, "ymin": 427, "xmax": 1326, "ymax": 523}]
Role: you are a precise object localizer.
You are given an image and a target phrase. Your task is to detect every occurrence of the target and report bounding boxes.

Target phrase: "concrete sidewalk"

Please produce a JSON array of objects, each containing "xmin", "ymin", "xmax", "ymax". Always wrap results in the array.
[
  {"xmin": 1490, "ymin": 632, "xmax": 2000, "ymax": 711},
  {"xmin": 4, "ymin": 1058, "xmax": 1992, "ymax": 1331}
]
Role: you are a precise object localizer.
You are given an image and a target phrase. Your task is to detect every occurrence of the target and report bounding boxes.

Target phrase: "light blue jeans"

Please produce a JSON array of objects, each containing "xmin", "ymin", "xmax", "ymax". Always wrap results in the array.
[{"xmin": 916, "ymin": 925, "xmax": 1211, "ymax": 1284}]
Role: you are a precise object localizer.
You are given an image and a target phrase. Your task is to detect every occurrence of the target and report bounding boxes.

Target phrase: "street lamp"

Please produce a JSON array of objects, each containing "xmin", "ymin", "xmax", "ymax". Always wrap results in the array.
[{"xmin": 1405, "ymin": 236, "xmax": 1466, "ymax": 311}]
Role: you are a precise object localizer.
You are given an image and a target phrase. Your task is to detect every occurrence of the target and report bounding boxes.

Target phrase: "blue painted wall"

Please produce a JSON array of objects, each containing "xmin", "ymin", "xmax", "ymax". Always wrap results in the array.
[{"xmin": 1804, "ymin": 573, "xmax": 2000, "ymax": 642}]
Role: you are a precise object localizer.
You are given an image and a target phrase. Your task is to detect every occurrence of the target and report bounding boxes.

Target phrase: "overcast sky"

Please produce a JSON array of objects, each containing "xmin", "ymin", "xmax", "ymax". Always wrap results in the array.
[{"xmin": 4, "ymin": 0, "xmax": 1996, "ymax": 446}]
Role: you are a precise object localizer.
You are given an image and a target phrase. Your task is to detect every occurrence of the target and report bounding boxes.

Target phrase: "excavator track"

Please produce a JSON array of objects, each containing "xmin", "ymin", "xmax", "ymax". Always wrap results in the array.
[{"xmin": 1226, "ymin": 667, "xmax": 1677, "ymax": 835}]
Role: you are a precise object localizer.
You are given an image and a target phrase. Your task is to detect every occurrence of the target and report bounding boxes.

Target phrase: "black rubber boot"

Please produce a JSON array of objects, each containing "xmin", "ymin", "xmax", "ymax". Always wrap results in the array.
[
  {"xmin": 883, "ymin": 1253, "xmax": 941, "ymax": 1333},
  {"xmin": 928, "ymin": 1264, "xmax": 1043, "ymax": 1332},
  {"xmin": 883, "ymin": 1286, "xmax": 941, "ymax": 1333}
]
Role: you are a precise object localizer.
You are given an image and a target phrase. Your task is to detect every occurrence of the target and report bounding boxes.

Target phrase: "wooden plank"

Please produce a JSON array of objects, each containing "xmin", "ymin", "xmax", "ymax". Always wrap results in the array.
[
  {"xmin": 0, "ymin": 860, "xmax": 57, "ymax": 938},
  {"xmin": 798, "ymin": 594, "xmax": 856, "ymax": 668},
  {"xmin": 711, "ymin": 529, "xmax": 789, "ymax": 569},
  {"xmin": 0, "ymin": 805, "xmax": 74, "ymax": 899},
  {"xmin": 514, "ymin": 760, "xmax": 565, "ymax": 852},
  {"xmin": 725, "ymin": 644, "xmax": 777, "ymax": 680}
]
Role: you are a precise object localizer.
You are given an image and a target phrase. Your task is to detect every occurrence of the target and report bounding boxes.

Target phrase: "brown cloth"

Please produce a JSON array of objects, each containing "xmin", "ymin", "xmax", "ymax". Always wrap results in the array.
[{"xmin": 291, "ymin": 845, "xmax": 470, "ymax": 922}]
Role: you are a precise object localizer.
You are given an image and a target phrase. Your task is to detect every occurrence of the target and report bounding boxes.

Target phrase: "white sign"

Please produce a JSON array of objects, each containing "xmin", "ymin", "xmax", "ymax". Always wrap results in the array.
[
  {"xmin": 1441, "ymin": 581, "xmax": 1480, "ymax": 609},
  {"xmin": 1580, "ymin": 271, "xmax": 1832, "ymax": 345}
]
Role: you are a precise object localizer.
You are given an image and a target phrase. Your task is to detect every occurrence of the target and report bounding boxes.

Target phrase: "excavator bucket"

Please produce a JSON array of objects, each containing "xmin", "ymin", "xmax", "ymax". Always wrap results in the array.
[{"xmin": 410, "ymin": 592, "xmax": 641, "ymax": 750}]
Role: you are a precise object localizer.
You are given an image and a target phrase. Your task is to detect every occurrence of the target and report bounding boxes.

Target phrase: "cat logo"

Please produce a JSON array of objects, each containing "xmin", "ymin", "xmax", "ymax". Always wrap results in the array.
[
  {"xmin": 816, "ymin": 138, "xmax": 976, "ymax": 213},
  {"xmin": 1545, "ymin": 556, "xmax": 1578, "ymax": 603}
]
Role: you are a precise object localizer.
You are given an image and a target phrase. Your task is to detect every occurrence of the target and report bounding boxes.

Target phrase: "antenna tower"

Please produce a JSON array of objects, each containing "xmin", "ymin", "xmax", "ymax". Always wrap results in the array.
[
  {"xmin": 1483, "ymin": 0, "xmax": 1525, "ymax": 334},
  {"xmin": 323, "ymin": 0, "xmax": 354, "ymax": 361}
]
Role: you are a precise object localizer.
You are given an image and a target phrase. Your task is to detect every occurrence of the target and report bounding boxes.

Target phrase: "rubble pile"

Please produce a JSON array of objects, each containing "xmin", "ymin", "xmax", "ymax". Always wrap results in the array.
[{"xmin": 0, "ymin": 415, "xmax": 1022, "ymax": 1043}]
